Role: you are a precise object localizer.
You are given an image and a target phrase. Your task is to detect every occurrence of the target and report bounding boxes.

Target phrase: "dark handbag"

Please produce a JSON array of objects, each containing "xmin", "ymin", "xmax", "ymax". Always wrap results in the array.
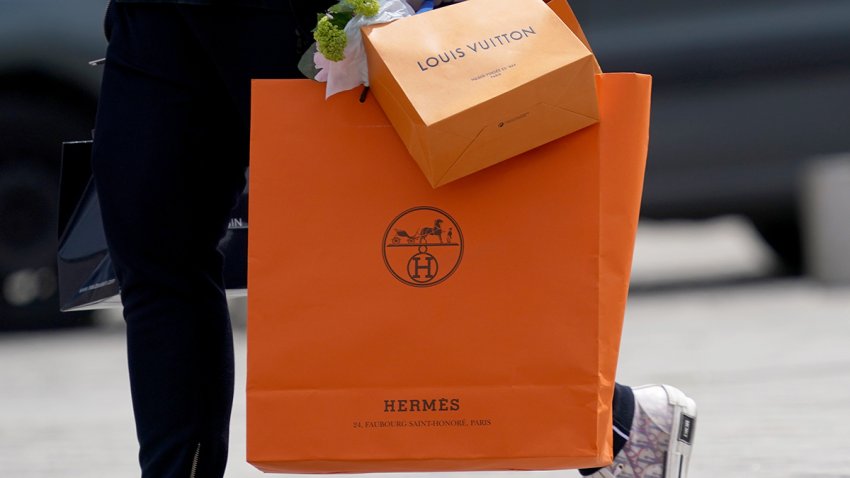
[{"xmin": 57, "ymin": 141, "xmax": 247, "ymax": 311}]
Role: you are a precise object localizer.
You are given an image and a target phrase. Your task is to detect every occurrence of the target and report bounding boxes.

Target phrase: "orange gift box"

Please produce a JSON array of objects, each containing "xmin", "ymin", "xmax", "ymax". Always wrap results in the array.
[
  {"xmin": 246, "ymin": 73, "xmax": 651, "ymax": 473},
  {"xmin": 361, "ymin": 0, "xmax": 599, "ymax": 187}
]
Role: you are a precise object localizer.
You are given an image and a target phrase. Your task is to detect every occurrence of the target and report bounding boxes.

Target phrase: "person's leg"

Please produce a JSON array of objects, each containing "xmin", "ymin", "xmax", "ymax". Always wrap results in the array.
[
  {"xmin": 611, "ymin": 383, "xmax": 636, "ymax": 458},
  {"xmin": 93, "ymin": 4, "xmax": 307, "ymax": 476},
  {"xmin": 92, "ymin": 4, "xmax": 246, "ymax": 477},
  {"xmin": 581, "ymin": 384, "xmax": 697, "ymax": 478}
]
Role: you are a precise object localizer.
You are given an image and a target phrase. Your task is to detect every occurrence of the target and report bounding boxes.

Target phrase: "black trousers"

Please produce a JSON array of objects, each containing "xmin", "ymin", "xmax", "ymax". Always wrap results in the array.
[
  {"xmin": 91, "ymin": 4, "xmax": 635, "ymax": 477},
  {"xmin": 91, "ymin": 4, "xmax": 302, "ymax": 477}
]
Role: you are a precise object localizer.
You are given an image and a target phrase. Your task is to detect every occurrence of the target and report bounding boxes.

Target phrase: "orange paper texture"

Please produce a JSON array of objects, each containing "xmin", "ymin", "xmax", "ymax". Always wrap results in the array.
[
  {"xmin": 246, "ymin": 73, "xmax": 651, "ymax": 473},
  {"xmin": 361, "ymin": 0, "xmax": 599, "ymax": 187}
]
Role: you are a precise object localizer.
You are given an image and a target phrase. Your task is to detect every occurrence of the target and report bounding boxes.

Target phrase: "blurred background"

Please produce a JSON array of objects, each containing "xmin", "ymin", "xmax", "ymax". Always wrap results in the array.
[{"xmin": 1, "ymin": 0, "xmax": 849, "ymax": 476}]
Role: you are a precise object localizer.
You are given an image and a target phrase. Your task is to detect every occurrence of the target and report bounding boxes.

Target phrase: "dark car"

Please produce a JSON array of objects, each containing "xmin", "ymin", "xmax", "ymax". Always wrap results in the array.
[{"xmin": 2, "ymin": 0, "xmax": 849, "ymax": 327}]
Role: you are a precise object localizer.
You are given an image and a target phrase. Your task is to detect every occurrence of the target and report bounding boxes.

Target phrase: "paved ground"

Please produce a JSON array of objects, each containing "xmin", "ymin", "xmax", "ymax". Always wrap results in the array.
[{"xmin": 2, "ymin": 218, "xmax": 849, "ymax": 477}]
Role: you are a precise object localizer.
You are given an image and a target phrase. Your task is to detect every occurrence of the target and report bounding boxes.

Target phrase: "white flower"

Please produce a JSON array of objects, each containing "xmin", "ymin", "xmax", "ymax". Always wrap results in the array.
[{"xmin": 311, "ymin": 0, "xmax": 416, "ymax": 98}]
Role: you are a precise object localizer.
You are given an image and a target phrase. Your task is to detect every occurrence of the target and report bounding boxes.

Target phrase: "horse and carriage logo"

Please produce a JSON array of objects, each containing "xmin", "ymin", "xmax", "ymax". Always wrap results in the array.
[{"xmin": 382, "ymin": 206, "xmax": 463, "ymax": 287}]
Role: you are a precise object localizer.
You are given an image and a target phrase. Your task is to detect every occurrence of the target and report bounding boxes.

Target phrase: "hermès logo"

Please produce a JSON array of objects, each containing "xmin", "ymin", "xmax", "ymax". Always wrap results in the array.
[{"xmin": 382, "ymin": 207, "xmax": 463, "ymax": 287}]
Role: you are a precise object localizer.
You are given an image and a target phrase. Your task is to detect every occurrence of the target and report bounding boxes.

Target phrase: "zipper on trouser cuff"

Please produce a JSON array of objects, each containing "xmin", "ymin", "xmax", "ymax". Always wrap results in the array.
[{"xmin": 189, "ymin": 443, "xmax": 201, "ymax": 478}]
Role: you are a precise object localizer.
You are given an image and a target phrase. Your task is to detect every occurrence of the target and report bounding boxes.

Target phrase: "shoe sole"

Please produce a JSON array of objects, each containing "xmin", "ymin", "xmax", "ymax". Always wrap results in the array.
[{"xmin": 657, "ymin": 384, "xmax": 697, "ymax": 478}]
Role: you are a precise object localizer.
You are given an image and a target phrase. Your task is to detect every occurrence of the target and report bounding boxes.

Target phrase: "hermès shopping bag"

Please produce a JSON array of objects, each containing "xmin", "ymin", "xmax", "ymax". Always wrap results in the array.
[
  {"xmin": 362, "ymin": 0, "xmax": 599, "ymax": 187},
  {"xmin": 247, "ymin": 73, "xmax": 651, "ymax": 473}
]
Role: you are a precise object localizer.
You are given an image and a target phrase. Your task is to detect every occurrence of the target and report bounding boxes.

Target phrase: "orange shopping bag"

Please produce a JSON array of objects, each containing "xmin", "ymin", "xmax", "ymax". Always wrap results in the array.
[{"xmin": 247, "ymin": 73, "xmax": 651, "ymax": 473}]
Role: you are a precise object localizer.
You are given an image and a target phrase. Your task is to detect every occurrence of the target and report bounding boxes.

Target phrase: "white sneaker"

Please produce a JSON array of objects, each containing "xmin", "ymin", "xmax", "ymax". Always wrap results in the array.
[{"xmin": 589, "ymin": 384, "xmax": 697, "ymax": 478}]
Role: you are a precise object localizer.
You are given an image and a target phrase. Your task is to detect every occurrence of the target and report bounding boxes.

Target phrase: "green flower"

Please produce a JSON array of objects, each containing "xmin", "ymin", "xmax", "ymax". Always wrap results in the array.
[
  {"xmin": 314, "ymin": 15, "xmax": 347, "ymax": 62},
  {"xmin": 346, "ymin": 0, "xmax": 380, "ymax": 17}
]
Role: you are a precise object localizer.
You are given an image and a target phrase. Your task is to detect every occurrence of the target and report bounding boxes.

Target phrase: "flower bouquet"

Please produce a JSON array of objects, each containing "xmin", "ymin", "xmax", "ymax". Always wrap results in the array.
[{"xmin": 298, "ymin": 0, "xmax": 417, "ymax": 98}]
